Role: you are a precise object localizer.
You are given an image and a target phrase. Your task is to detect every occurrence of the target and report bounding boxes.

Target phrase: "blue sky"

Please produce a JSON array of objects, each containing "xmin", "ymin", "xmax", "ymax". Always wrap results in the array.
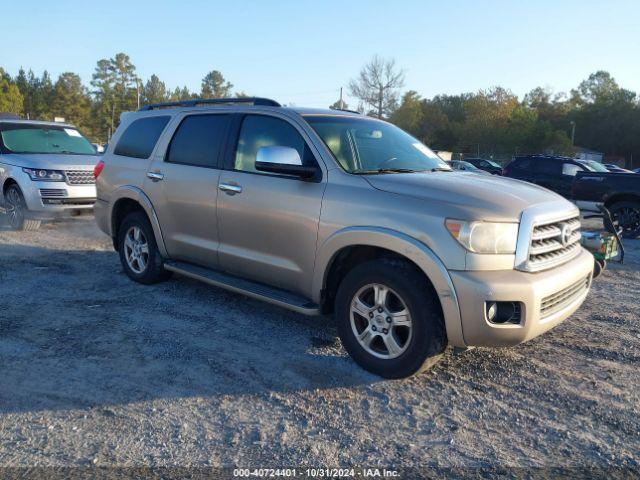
[{"xmin": 2, "ymin": 0, "xmax": 639, "ymax": 107}]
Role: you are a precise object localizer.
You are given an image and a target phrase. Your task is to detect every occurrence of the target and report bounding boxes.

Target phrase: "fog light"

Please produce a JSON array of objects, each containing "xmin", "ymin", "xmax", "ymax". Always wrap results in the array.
[
  {"xmin": 485, "ymin": 301, "xmax": 522, "ymax": 324},
  {"xmin": 486, "ymin": 302, "xmax": 498, "ymax": 322}
]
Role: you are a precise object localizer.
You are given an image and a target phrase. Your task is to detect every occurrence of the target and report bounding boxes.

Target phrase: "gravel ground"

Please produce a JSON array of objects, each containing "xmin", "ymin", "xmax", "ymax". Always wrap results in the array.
[{"xmin": 0, "ymin": 214, "xmax": 638, "ymax": 475}]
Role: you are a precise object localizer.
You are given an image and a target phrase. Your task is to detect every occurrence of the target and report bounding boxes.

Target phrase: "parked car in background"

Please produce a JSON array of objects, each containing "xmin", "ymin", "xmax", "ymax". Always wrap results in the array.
[
  {"xmin": 502, "ymin": 155, "xmax": 592, "ymax": 198},
  {"xmin": 0, "ymin": 118, "xmax": 98, "ymax": 230},
  {"xmin": 94, "ymin": 97, "xmax": 593, "ymax": 378},
  {"xmin": 92, "ymin": 143, "xmax": 105, "ymax": 154},
  {"xmin": 462, "ymin": 157, "xmax": 502, "ymax": 175},
  {"xmin": 447, "ymin": 160, "xmax": 491, "ymax": 174},
  {"xmin": 502, "ymin": 155, "xmax": 640, "ymax": 238},
  {"xmin": 577, "ymin": 159, "xmax": 609, "ymax": 173},
  {"xmin": 604, "ymin": 163, "xmax": 633, "ymax": 173}
]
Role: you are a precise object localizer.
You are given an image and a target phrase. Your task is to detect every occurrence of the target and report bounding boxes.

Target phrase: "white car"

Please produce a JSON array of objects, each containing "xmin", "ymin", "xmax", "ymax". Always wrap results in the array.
[{"xmin": 0, "ymin": 117, "xmax": 99, "ymax": 230}]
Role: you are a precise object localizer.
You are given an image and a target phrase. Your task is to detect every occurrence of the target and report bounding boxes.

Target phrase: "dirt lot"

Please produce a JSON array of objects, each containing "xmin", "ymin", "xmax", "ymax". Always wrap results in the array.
[{"xmin": 0, "ymin": 214, "xmax": 638, "ymax": 473}]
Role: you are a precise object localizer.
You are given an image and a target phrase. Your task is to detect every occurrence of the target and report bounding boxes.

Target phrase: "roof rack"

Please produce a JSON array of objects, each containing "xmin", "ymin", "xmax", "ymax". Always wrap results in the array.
[{"xmin": 138, "ymin": 97, "xmax": 281, "ymax": 111}]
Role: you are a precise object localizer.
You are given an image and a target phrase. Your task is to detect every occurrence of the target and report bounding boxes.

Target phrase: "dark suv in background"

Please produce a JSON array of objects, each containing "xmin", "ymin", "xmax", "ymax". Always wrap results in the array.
[
  {"xmin": 503, "ymin": 155, "xmax": 640, "ymax": 238},
  {"xmin": 502, "ymin": 155, "xmax": 593, "ymax": 198}
]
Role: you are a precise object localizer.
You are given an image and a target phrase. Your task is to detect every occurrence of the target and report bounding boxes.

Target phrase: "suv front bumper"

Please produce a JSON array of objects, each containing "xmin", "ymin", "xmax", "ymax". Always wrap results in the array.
[
  {"xmin": 449, "ymin": 247, "xmax": 594, "ymax": 346},
  {"xmin": 21, "ymin": 180, "xmax": 96, "ymax": 216}
]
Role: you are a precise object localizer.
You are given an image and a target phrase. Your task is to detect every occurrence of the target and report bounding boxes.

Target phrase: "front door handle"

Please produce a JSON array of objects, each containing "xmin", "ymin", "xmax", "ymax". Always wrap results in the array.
[
  {"xmin": 147, "ymin": 171, "xmax": 164, "ymax": 182},
  {"xmin": 219, "ymin": 183, "xmax": 242, "ymax": 195}
]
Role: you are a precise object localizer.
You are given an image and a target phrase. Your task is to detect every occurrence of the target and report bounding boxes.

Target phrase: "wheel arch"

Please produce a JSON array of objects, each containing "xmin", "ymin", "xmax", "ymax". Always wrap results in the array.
[
  {"xmin": 604, "ymin": 193, "xmax": 640, "ymax": 207},
  {"xmin": 2, "ymin": 177, "xmax": 19, "ymax": 195},
  {"xmin": 109, "ymin": 186, "xmax": 168, "ymax": 257},
  {"xmin": 313, "ymin": 227, "xmax": 465, "ymax": 347}
]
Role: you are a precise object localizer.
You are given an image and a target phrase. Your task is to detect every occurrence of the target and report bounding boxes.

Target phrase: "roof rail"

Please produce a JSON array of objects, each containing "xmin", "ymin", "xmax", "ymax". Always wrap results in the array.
[
  {"xmin": 329, "ymin": 106, "xmax": 362, "ymax": 115},
  {"xmin": 138, "ymin": 97, "xmax": 281, "ymax": 111}
]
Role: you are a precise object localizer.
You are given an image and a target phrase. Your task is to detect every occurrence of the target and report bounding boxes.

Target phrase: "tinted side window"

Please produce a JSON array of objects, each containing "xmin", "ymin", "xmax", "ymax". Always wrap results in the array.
[
  {"xmin": 562, "ymin": 163, "xmax": 583, "ymax": 176},
  {"xmin": 114, "ymin": 116, "xmax": 170, "ymax": 159},
  {"xmin": 234, "ymin": 115, "xmax": 308, "ymax": 173},
  {"xmin": 166, "ymin": 114, "xmax": 229, "ymax": 168},
  {"xmin": 536, "ymin": 159, "xmax": 560, "ymax": 175},
  {"xmin": 512, "ymin": 158, "xmax": 531, "ymax": 171}
]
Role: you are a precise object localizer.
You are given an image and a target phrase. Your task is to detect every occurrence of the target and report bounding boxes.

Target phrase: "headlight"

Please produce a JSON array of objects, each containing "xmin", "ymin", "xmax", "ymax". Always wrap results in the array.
[
  {"xmin": 445, "ymin": 219, "xmax": 519, "ymax": 254},
  {"xmin": 22, "ymin": 168, "xmax": 65, "ymax": 182}
]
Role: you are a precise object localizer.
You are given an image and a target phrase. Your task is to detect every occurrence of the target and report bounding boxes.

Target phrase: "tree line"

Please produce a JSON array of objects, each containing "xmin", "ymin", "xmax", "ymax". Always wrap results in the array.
[
  {"xmin": 347, "ymin": 58, "xmax": 639, "ymax": 166},
  {"xmin": 1, "ymin": 53, "xmax": 638, "ymax": 167},
  {"xmin": 0, "ymin": 53, "xmax": 241, "ymax": 143}
]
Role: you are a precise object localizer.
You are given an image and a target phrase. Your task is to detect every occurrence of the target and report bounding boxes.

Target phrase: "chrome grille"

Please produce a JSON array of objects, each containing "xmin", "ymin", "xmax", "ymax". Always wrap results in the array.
[
  {"xmin": 65, "ymin": 170, "xmax": 95, "ymax": 185},
  {"xmin": 528, "ymin": 216, "xmax": 581, "ymax": 271},
  {"xmin": 39, "ymin": 188, "xmax": 67, "ymax": 198},
  {"xmin": 540, "ymin": 275, "xmax": 590, "ymax": 318}
]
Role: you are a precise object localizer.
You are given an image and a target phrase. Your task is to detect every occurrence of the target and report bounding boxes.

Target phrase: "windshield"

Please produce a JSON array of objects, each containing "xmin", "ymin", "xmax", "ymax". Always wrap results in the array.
[
  {"xmin": 580, "ymin": 160, "xmax": 609, "ymax": 172},
  {"xmin": 484, "ymin": 159, "xmax": 501, "ymax": 168},
  {"xmin": 0, "ymin": 123, "xmax": 96, "ymax": 155},
  {"xmin": 305, "ymin": 115, "xmax": 450, "ymax": 174}
]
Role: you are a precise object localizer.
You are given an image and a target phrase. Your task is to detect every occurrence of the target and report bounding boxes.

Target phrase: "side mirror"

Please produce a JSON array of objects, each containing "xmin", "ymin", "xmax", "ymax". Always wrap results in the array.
[{"xmin": 255, "ymin": 146, "xmax": 317, "ymax": 179}]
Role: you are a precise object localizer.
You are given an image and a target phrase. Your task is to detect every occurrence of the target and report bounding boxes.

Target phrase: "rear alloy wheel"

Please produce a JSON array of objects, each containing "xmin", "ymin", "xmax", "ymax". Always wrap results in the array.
[
  {"xmin": 4, "ymin": 185, "xmax": 41, "ymax": 231},
  {"xmin": 117, "ymin": 211, "xmax": 172, "ymax": 284},
  {"xmin": 609, "ymin": 201, "xmax": 640, "ymax": 239},
  {"xmin": 336, "ymin": 259, "xmax": 447, "ymax": 379}
]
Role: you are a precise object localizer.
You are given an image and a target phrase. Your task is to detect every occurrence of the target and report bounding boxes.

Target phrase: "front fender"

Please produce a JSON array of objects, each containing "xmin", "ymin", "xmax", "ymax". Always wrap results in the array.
[
  {"xmin": 312, "ymin": 227, "xmax": 465, "ymax": 347},
  {"xmin": 108, "ymin": 185, "xmax": 169, "ymax": 258}
]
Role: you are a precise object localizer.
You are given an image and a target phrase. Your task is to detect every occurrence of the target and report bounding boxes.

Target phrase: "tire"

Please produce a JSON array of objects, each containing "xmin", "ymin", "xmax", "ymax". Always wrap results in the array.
[
  {"xmin": 4, "ymin": 184, "xmax": 41, "ymax": 231},
  {"xmin": 117, "ymin": 211, "xmax": 171, "ymax": 284},
  {"xmin": 335, "ymin": 258, "xmax": 447, "ymax": 379},
  {"xmin": 608, "ymin": 201, "xmax": 640, "ymax": 239}
]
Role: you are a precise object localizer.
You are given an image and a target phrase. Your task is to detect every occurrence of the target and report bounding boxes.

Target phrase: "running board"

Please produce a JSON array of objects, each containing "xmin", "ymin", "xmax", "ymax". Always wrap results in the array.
[{"xmin": 164, "ymin": 261, "xmax": 321, "ymax": 315}]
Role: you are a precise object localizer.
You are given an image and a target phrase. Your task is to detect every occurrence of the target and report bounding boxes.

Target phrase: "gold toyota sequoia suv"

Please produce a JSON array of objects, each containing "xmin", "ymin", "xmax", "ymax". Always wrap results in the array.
[{"xmin": 94, "ymin": 97, "xmax": 593, "ymax": 378}]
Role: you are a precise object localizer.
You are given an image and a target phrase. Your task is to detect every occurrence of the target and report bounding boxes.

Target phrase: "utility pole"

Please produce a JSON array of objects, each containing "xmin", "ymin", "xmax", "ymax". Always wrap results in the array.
[
  {"xmin": 570, "ymin": 120, "xmax": 576, "ymax": 145},
  {"xmin": 136, "ymin": 79, "xmax": 141, "ymax": 110},
  {"xmin": 339, "ymin": 87, "xmax": 344, "ymax": 110}
]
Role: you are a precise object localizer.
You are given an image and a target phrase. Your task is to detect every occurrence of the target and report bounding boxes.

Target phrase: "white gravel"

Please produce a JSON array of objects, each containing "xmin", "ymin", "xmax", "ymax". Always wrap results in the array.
[{"xmin": 0, "ymin": 215, "xmax": 638, "ymax": 472}]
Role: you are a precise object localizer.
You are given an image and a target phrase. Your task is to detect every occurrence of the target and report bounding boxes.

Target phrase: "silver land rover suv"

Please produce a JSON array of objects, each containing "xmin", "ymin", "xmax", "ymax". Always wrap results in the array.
[
  {"xmin": 94, "ymin": 97, "xmax": 594, "ymax": 378},
  {"xmin": 0, "ymin": 116, "xmax": 99, "ymax": 230}
]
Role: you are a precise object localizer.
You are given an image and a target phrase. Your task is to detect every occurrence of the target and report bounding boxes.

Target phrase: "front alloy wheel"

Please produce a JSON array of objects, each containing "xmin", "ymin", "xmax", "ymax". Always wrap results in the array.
[
  {"xmin": 335, "ymin": 258, "xmax": 447, "ymax": 379},
  {"xmin": 5, "ymin": 186, "xmax": 25, "ymax": 229},
  {"xmin": 350, "ymin": 283, "xmax": 413, "ymax": 359}
]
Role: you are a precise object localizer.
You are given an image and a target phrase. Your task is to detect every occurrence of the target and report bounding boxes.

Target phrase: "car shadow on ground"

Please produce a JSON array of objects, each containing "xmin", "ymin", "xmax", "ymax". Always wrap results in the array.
[{"xmin": 0, "ymin": 243, "xmax": 380, "ymax": 415}]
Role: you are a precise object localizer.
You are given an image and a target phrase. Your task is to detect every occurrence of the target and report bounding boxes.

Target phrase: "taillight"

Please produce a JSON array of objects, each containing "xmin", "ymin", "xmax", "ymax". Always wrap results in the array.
[
  {"xmin": 501, "ymin": 168, "xmax": 507, "ymax": 176},
  {"xmin": 94, "ymin": 160, "xmax": 104, "ymax": 179}
]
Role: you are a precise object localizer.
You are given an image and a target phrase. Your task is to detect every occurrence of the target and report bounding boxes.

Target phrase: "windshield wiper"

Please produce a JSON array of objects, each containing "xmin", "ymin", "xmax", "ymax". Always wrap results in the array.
[
  {"xmin": 355, "ymin": 168, "xmax": 422, "ymax": 175},
  {"xmin": 431, "ymin": 167, "xmax": 453, "ymax": 172}
]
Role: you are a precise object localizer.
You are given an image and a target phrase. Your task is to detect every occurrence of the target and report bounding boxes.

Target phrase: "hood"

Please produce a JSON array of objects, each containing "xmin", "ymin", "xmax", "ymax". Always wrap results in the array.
[
  {"xmin": 2, "ymin": 153, "xmax": 99, "ymax": 170},
  {"xmin": 364, "ymin": 171, "xmax": 567, "ymax": 220}
]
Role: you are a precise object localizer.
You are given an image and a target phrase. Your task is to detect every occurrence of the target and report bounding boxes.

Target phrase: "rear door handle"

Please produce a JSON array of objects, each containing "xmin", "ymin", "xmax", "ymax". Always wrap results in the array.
[
  {"xmin": 219, "ymin": 183, "xmax": 242, "ymax": 195},
  {"xmin": 146, "ymin": 172, "xmax": 164, "ymax": 182}
]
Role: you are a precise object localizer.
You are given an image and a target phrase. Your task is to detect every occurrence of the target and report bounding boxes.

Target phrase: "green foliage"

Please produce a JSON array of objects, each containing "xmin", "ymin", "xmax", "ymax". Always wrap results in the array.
[
  {"xmin": 329, "ymin": 98, "xmax": 349, "ymax": 110},
  {"xmin": 0, "ymin": 68, "xmax": 23, "ymax": 113},
  {"xmin": 201, "ymin": 70, "xmax": 233, "ymax": 99},
  {"xmin": 142, "ymin": 74, "xmax": 169, "ymax": 105},
  {"xmin": 1, "ymin": 56, "xmax": 637, "ymax": 166},
  {"xmin": 51, "ymin": 73, "xmax": 91, "ymax": 133}
]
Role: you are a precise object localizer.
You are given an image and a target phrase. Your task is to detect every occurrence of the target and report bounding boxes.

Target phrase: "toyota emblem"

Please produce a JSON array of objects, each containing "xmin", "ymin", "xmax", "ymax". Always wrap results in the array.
[{"xmin": 560, "ymin": 224, "xmax": 572, "ymax": 247}]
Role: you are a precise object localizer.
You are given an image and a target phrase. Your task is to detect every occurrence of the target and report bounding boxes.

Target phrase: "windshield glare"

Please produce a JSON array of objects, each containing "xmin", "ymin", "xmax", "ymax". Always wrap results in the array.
[
  {"xmin": 581, "ymin": 160, "xmax": 609, "ymax": 172},
  {"xmin": 0, "ymin": 124, "xmax": 96, "ymax": 155},
  {"xmin": 305, "ymin": 115, "xmax": 450, "ymax": 174}
]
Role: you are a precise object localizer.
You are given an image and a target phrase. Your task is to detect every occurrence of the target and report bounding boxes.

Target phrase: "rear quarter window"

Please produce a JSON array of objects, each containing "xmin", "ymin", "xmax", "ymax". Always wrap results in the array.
[{"xmin": 114, "ymin": 116, "xmax": 170, "ymax": 159}]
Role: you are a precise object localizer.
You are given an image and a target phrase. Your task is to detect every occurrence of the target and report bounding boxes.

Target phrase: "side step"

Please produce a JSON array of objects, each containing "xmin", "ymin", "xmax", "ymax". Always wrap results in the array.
[{"xmin": 164, "ymin": 261, "xmax": 321, "ymax": 316}]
